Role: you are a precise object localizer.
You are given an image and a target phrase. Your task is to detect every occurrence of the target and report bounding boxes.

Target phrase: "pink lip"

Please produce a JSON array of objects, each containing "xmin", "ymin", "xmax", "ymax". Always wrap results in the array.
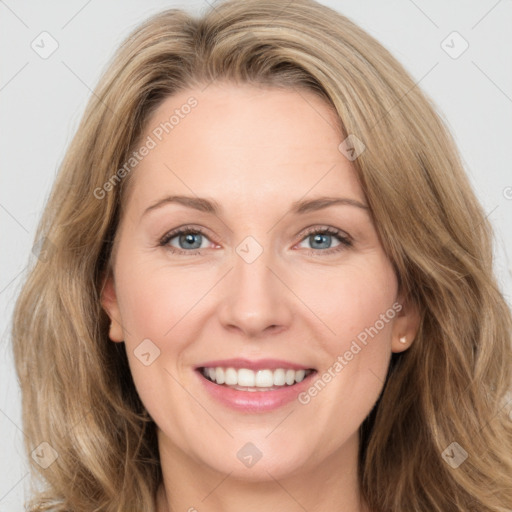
[
  {"xmin": 196, "ymin": 358, "xmax": 313, "ymax": 371},
  {"xmin": 196, "ymin": 367, "xmax": 316, "ymax": 413}
]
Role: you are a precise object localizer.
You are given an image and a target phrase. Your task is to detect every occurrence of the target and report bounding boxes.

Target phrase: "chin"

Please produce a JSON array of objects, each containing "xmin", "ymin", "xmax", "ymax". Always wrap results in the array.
[{"xmin": 193, "ymin": 437, "xmax": 313, "ymax": 482}]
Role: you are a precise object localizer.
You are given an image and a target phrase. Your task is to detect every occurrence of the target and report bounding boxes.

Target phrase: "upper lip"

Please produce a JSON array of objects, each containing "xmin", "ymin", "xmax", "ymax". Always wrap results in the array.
[{"xmin": 196, "ymin": 358, "xmax": 314, "ymax": 371}]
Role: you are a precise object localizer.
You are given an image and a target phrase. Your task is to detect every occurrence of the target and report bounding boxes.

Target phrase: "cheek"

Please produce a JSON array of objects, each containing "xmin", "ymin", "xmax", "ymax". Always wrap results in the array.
[
  {"xmin": 293, "ymin": 251, "xmax": 398, "ymax": 352},
  {"xmin": 114, "ymin": 256, "xmax": 211, "ymax": 343},
  {"xmin": 333, "ymin": 257, "xmax": 397, "ymax": 383},
  {"xmin": 111, "ymin": 255, "xmax": 204, "ymax": 390},
  {"xmin": 293, "ymin": 254, "xmax": 397, "ymax": 439}
]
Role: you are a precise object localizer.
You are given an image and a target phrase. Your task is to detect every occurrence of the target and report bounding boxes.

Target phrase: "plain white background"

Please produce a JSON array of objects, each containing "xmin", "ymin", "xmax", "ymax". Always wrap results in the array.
[{"xmin": 1, "ymin": 1, "xmax": 511, "ymax": 509}]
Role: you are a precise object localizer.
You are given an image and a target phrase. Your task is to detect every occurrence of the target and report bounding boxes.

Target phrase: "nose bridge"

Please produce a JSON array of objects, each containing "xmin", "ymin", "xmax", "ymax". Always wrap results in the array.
[
  {"xmin": 234, "ymin": 237, "xmax": 274, "ymax": 295},
  {"xmin": 217, "ymin": 234, "xmax": 292, "ymax": 336}
]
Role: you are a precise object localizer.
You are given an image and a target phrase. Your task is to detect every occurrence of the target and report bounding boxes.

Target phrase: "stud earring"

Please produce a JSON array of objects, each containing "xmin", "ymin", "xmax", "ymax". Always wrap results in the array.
[{"xmin": 399, "ymin": 336, "xmax": 407, "ymax": 344}]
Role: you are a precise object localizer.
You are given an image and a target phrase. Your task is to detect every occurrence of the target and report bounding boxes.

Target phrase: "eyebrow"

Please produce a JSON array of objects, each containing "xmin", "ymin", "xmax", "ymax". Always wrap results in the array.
[{"xmin": 142, "ymin": 195, "xmax": 369, "ymax": 217}]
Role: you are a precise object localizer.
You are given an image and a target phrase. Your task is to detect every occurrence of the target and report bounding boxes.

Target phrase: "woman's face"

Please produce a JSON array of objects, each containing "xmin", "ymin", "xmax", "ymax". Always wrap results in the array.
[{"xmin": 102, "ymin": 83, "xmax": 418, "ymax": 481}]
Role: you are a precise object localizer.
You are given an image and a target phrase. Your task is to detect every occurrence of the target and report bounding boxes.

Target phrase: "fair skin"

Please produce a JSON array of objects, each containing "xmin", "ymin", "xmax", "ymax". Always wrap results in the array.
[{"xmin": 102, "ymin": 83, "xmax": 419, "ymax": 512}]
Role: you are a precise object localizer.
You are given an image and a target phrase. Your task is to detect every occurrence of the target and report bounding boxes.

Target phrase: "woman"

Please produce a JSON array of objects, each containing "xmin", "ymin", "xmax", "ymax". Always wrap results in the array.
[{"xmin": 12, "ymin": 0, "xmax": 512, "ymax": 511}]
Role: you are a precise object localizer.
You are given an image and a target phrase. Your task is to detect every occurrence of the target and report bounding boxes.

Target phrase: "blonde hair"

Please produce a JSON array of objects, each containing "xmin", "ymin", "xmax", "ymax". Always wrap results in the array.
[{"xmin": 12, "ymin": 1, "xmax": 512, "ymax": 511}]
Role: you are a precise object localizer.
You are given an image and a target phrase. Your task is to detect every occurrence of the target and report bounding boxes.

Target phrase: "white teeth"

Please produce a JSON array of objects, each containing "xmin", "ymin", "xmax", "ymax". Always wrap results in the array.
[
  {"xmin": 202, "ymin": 367, "xmax": 312, "ymax": 388},
  {"xmin": 255, "ymin": 369, "xmax": 273, "ymax": 387},
  {"xmin": 273, "ymin": 368, "xmax": 285, "ymax": 386},
  {"xmin": 238, "ymin": 368, "xmax": 255, "ymax": 387},
  {"xmin": 216, "ymin": 367, "xmax": 225, "ymax": 385},
  {"xmin": 295, "ymin": 369, "xmax": 306, "ymax": 383},
  {"xmin": 225, "ymin": 368, "xmax": 237, "ymax": 385},
  {"xmin": 285, "ymin": 369, "xmax": 295, "ymax": 385}
]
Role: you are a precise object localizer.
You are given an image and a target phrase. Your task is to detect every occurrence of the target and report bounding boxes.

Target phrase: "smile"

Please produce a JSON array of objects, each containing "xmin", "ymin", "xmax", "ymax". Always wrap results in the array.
[
  {"xmin": 200, "ymin": 367, "xmax": 314, "ymax": 390},
  {"xmin": 196, "ymin": 360, "xmax": 317, "ymax": 412}
]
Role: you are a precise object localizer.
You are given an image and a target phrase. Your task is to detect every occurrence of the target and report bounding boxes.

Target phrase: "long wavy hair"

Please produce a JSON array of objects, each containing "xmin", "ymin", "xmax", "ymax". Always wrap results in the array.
[{"xmin": 12, "ymin": 0, "xmax": 512, "ymax": 510}]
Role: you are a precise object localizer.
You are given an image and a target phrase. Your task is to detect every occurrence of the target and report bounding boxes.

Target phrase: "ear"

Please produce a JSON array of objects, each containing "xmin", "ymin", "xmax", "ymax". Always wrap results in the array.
[
  {"xmin": 391, "ymin": 295, "xmax": 421, "ymax": 353},
  {"xmin": 100, "ymin": 272, "xmax": 124, "ymax": 343}
]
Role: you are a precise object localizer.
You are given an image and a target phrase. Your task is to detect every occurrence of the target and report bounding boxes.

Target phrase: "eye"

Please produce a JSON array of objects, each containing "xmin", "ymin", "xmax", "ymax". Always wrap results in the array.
[
  {"xmin": 159, "ymin": 226, "xmax": 214, "ymax": 255},
  {"xmin": 296, "ymin": 226, "xmax": 352, "ymax": 255},
  {"xmin": 159, "ymin": 225, "xmax": 352, "ymax": 256}
]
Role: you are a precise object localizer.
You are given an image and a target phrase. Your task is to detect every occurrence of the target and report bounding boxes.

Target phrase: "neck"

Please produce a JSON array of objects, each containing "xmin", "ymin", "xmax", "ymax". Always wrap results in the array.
[{"xmin": 156, "ymin": 430, "xmax": 369, "ymax": 512}]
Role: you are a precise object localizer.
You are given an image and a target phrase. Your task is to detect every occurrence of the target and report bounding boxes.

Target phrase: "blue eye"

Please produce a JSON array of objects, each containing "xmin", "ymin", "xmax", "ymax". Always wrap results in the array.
[
  {"xmin": 160, "ymin": 227, "xmax": 211, "ymax": 254},
  {"xmin": 174, "ymin": 232, "xmax": 204, "ymax": 250},
  {"xmin": 297, "ymin": 227, "xmax": 352, "ymax": 255},
  {"xmin": 159, "ymin": 225, "xmax": 352, "ymax": 256},
  {"xmin": 307, "ymin": 232, "xmax": 337, "ymax": 249}
]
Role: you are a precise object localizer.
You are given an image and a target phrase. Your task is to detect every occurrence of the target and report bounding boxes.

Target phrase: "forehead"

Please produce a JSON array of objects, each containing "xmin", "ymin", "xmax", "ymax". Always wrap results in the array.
[{"xmin": 124, "ymin": 83, "xmax": 365, "ymax": 212}]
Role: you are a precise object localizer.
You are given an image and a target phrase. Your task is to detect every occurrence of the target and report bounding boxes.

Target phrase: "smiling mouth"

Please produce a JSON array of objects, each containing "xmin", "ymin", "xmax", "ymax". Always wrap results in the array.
[{"xmin": 199, "ymin": 367, "xmax": 316, "ymax": 391}]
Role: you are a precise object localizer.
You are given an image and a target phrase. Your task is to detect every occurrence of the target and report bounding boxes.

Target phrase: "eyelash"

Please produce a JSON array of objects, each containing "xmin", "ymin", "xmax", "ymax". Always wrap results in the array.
[{"xmin": 158, "ymin": 224, "xmax": 353, "ymax": 256}]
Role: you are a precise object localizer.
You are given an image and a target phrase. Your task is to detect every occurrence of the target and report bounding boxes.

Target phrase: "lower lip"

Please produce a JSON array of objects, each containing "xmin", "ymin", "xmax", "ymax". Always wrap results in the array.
[{"xmin": 196, "ymin": 370, "xmax": 316, "ymax": 413}]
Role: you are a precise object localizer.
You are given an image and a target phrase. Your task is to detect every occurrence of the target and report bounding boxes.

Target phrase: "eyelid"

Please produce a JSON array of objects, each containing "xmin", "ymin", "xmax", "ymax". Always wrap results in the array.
[
  {"xmin": 159, "ymin": 224, "xmax": 215, "ymax": 246},
  {"xmin": 299, "ymin": 224, "xmax": 351, "ymax": 242}
]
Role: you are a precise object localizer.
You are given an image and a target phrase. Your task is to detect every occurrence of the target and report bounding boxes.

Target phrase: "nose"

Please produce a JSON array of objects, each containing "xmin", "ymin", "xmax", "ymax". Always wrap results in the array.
[{"xmin": 216, "ymin": 244, "xmax": 293, "ymax": 339}]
